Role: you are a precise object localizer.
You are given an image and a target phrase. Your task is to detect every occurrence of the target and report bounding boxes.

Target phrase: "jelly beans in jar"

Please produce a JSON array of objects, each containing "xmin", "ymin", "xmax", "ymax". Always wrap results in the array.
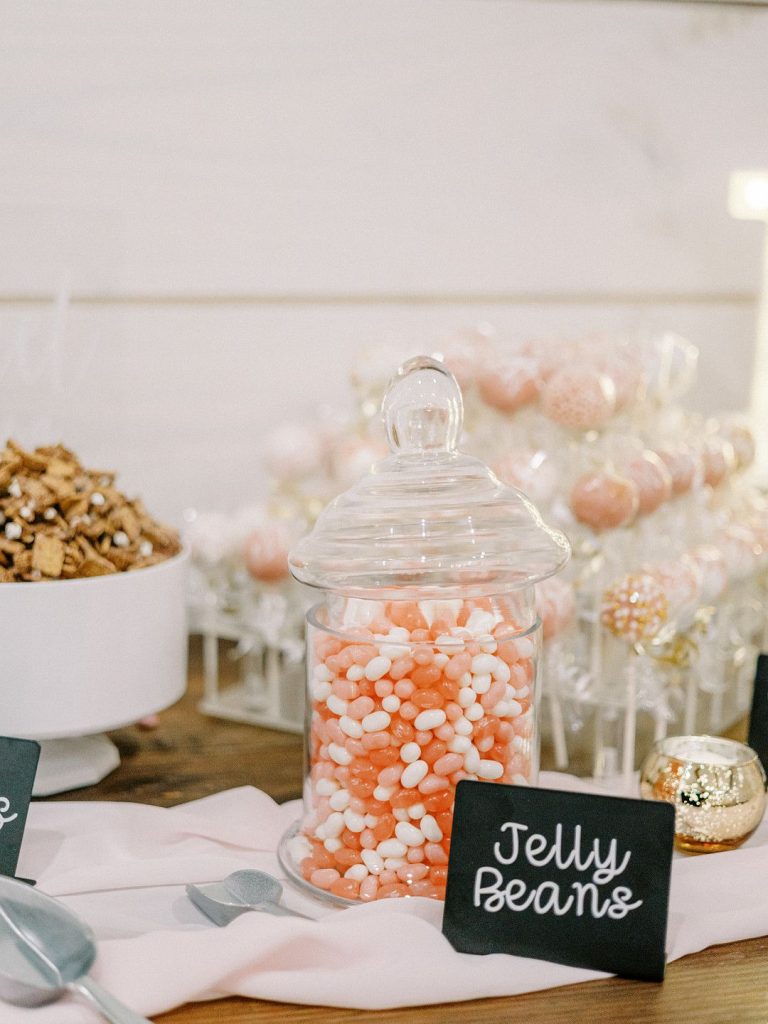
[{"xmin": 279, "ymin": 357, "xmax": 570, "ymax": 904}]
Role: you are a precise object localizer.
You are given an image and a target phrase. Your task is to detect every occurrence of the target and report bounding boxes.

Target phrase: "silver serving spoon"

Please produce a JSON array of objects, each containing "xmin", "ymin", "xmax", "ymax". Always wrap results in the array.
[
  {"xmin": 0, "ymin": 875, "xmax": 150, "ymax": 1023},
  {"xmin": 186, "ymin": 869, "xmax": 312, "ymax": 926}
]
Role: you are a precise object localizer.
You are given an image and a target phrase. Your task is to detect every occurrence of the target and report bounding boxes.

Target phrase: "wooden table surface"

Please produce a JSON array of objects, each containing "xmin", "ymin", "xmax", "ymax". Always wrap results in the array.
[{"xmin": 51, "ymin": 639, "xmax": 768, "ymax": 1024}]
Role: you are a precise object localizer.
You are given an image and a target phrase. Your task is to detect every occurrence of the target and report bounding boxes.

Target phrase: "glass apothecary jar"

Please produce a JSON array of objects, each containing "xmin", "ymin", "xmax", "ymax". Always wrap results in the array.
[{"xmin": 278, "ymin": 357, "xmax": 570, "ymax": 904}]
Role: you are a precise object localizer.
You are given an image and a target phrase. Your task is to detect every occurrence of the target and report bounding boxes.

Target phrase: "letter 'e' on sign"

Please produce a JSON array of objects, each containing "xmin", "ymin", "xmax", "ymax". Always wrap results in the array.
[
  {"xmin": 442, "ymin": 781, "xmax": 675, "ymax": 982},
  {"xmin": 0, "ymin": 736, "xmax": 41, "ymax": 879}
]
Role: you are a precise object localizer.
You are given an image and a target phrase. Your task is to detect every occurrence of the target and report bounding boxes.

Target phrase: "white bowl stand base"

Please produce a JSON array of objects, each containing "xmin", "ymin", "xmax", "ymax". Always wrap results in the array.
[{"xmin": 33, "ymin": 735, "xmax": 121, "ymax": 796}]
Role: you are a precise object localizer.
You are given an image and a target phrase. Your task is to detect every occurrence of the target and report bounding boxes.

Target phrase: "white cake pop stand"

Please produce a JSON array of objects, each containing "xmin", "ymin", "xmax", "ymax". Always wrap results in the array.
[{"xmin": 0, "ymin": 550, "xmax": 189, "ymax": 796}]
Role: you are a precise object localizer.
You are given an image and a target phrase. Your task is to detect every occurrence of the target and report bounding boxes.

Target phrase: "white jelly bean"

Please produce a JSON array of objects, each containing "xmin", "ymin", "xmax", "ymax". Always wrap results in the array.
[
  {"xmin": 492, "ymin": 659, "xmax": 511, "ymax": 683},
  {"xmin": 400, "ymin": 742, "xmax": 422, "ymax": 764},
  {"xmin": 395, "ymin": 821, "xmax": 426, "ymax": 846},
  {"xmin": 373, "ymin": 785, "xmax": 395, "ymax": 801},
  {"xmin": 477, "ymin": 736, "xmax": 494, "ymax": 753},
  {"xmin": 507, "ymin": 699, "xmax": 523, "ymax": 717},
  {"xmin": 328, "ymin": 743, "xmax": 352, "ymax": 766},
  {"xmin": 384, "ymin": 857, "xmax": 407, "ymax": 870},
  {"xmin": 466, "ymin": 609, "xmax": 499, "ymax": 634},
  {"xmin": 448, "ymin": 735, "xmax": 472, "ymax": 754},
  {"xmin": 364, "ymin": 656, "xmax": 392, "ymax": 681},
  {"xmin": 414, "ymin": 709, "xmax": 446, "ymax": 731},
  {"xmin": 388, "ymin": 626, "xmax": 410, "ymax": 641},
  {"xmin": 313, "ymin": 664, "xmax": 333, "ymax": 683},
  {"xmin": 471, "ymin": 673, "xmax": 492, "ymax": 694},
  {"xmin": 401, "ymin": 759, "xmax": 429, "ymax": 788},
  {"xmin": 512, "ymin": 735, "xmax": 526, "ymax": 752},
  {"xmin": 362, "ymin": 710, "xmax": 391, "ymax": 732},
  {"xmin": 471, "ymin": 654, "xmax": 498, "ymax": 675},
  {"xmin": 361, "ymin": 849, "xmax": 385, "ymax": 874},
  {"xmin": 477, "ymin": 759, "xmax": 504, "ymax": 780},
  {"xmin": 315, "ymin": 778, "xmax": 339, "ymax": 797},
  {"xmin": 339, "ymin": 715, "xmax": 364, "ymax": 739},
  {"xmin": 382, "ymin": 694, "xmax": 401, "ymax": 713},
  {"xmin": 323, "ymin": 837, "xmax": 342, "ymax": 852},
  {"xmin": 458, "ymin": 687, "xmax": 477, "ymax": 708},
  {"xmin": 434, "ymin": 653, "xmax": 449, "ymax": 668},
  {"xmin": 345, "ymin": 864, "xmax": 369, "ymax": 881},
  {"xmin": 343, "ymin": 808, "xmax": 366, "ymax": 833},
  {"xmin": 364, "ymin": 813, "xmax": 379, "ymax": 828},
  {"xmin": 324, "ymin": 811, "xmax": 345, "ymax": 838},
  {"xmin": 464, "ymin": 749, "xmax": 481, "ymax": 774},
  {"xmin": 377, "ymin": 838, "xmax": 408, "ymax": 858},
  {"xmin": 465, "ymin": 704, "xmax": 484, "ymax": 722},
  {"xmin": 326, "ymin": 695, "xmax": 348, "ymax": 717},
  {"xmin": 312, "ymin": 680, "xmax": 332, "ymax": 702},
  {"xmin": 407, "ymin": 802, "xmax": 426, "ymax": 820},
  {"xmin": 329, "ymin": 788, "xmax": 351, "ymax": 810},
  {"xmin": 454, "ymin": 717, "xmax": 473, "ymax": 736},
  {"xmin": 516, "ymin": 637, "xmax": 534, "ymax": 659},
  {"xmin": 346, "ymin": 664, "xmax": 365, "ymax": 681},
  {"xmin": 479, "ymin": 636, "xmax": 498, "ymax": 654},
  {"xmin": 489, "ymin": 701, "xmax": 510, "ymax": 717},
  {"xmin": 420, "ymin": 814, "xmax": 443, "ymax": 842},
  {"xmin": 516, "ymin": 686, "xmax": 530, "ymax": 699},
  {"xmin": 393, "ymin": 808, "xmax": 410, "ymax": 821},
  {"xmin": 380, "ymin": 643, "xmax": 410, "ymax": 659}
]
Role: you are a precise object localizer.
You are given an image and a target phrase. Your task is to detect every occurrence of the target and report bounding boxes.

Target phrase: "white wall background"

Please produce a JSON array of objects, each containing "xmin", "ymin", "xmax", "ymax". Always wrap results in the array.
[{"xmin": 1, "ymin": 0, "xmax": 767, "ymax": 520}]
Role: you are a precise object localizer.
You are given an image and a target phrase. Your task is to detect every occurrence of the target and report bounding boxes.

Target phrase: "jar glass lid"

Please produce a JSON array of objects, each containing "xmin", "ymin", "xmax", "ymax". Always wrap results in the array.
[{"xmin": 289, "ymin": 356, "xmax": 570, "ymax": 598}]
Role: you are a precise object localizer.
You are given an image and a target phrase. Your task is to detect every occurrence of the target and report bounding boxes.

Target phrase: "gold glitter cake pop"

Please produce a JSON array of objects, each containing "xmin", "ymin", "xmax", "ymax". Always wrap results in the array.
[{"xmin": 600, "ymin": 572, "xmax": 669, "ymax": 645}]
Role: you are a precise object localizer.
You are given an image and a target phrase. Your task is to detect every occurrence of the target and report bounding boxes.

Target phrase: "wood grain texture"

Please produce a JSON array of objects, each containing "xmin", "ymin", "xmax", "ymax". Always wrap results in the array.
[{"xmin": 44, "ymin": 642, "xmax": 764, "ymax": 1023}]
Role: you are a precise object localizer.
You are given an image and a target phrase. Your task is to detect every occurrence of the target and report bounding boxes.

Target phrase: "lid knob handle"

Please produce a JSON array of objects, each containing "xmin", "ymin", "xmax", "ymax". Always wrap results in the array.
[{"xmin": 382, "ymin": 356, "xmax": 464, "ymax": 455}]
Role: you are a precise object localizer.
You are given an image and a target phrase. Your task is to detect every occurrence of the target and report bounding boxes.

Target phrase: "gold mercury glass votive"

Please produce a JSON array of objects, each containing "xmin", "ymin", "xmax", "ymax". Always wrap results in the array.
[{"xmin": 640, "ymin": 735, "xmax": 767, "ymax": 853}]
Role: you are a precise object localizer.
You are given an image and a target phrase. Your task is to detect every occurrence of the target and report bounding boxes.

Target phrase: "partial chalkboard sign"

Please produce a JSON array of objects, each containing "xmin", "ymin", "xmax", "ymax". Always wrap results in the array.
[
  {"xmin": 442, "ymin": 781, "xmax": 675, "ymax": 982},
  {"xmin": 0, "ymin": 736, "xmax": 40, "ymax": 879},
  {"xmin": 747, "ymin": 653, "xmax": 768, "ymax": 773}
]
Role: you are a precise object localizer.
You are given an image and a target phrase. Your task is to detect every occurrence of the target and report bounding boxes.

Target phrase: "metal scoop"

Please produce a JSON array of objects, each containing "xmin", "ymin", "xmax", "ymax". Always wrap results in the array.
[
  {"xmin": 186, "ymin": 869, "xmax": 312, "ymax": 926},
  {"xmin": 0, "ymin": 874, "xmax": 150, "ymax": 1023}
]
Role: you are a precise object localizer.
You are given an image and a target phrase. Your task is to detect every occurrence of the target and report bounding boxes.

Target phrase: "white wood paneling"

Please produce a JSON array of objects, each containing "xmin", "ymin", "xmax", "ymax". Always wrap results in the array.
[
  {"xmin": 0, "ymin": 299, "xmax": 755, "ymax": 521},
  {"xmin": 1, "ymin": 1, "xmax": 767, "ymax": 296}
]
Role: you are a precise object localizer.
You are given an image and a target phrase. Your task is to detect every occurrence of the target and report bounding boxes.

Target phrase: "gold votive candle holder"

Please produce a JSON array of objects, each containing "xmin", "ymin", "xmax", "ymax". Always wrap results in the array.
[{"xmin": 640, "ymin": 735, "xmax": 767, "ymax": 853}]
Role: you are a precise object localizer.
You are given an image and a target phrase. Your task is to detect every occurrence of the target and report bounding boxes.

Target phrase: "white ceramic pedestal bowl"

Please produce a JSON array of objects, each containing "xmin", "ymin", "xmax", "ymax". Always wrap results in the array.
[{"xmin": 0, "ymin": 549, "xmax": 188, "ymax": 794}]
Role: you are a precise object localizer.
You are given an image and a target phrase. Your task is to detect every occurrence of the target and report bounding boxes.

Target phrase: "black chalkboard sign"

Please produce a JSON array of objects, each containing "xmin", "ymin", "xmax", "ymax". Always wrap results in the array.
[
  {"xmin": 747, "ymin": 653, "xmax": 768, "ymax": 773},
  {"xmin": 442, "ymin": 781, "xmax": 675, "ymax": 982},
  {"xmin": 0, "ymin": 737, "xmax": 40, "ymax": 879}
]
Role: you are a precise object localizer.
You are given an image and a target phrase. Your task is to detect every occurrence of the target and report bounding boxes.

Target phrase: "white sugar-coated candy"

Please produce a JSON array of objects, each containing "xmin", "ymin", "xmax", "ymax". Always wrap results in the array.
[
  {"xmin": 464, "ymin": 749, "xmax": 481, "ymax": 774},
  {"xmin": 365, "ymin": 656, "xmax": 392, "ymax": 681},
  {"xmin": 312, "ymin": 680, "xmax": 332, "ymax": 702},
  {"xmin": 364, "ymin": 813, "xmax": 379, "ymax": 827},
  {"xmin": 377, "ymin": 838, "xmax": 408, "ymax": 858},
  {"xmin": 339, "ymin": 715, "xmax": 364, "ymax": 739},
  {"xmin": 374, "ymin": 785, "xmax": 394, "ymax": 801},
  {"xmin": 478, "ymin": 759, "xmax": 504, "ymax": 780},
  {"xmin": 323, "ymin": 837, "xmax": 342, "ymax": 852},
  {"xmin": 361, "ymin": 849, "xmax": 385, "ymax": 874},
  {"xmin": 433, "ymin": 653, "xmax": 449, "ymax": 668},
  {"xmin": 458, "ymin": 687, "xmax": 477, "ymax": 708},
  {"xmin": 380, "ymin": 643, "xmax": 410, "ymax": 659},
  {"xmin": 343, "ymin": 808, "xmax": 366, "ymax": 833},
  {"xmin": 414, "ymin": 709, "xmax": 446, "ymax": 731},
  {"xmin": 400, "ymin": 742, "xmax": 422, "ymax": 764},
  {"xmin": 448, "ymin": 735, "xmax": 472, "ymax": 754},
  {"xmin": 395, "ymin": 821, "xmax": 426, "ymax": 846},
  {"xmin": 315, "ymin": 778, "xmax": 339, "ymax": 797},
  {"xmin": 507, "ymin": 699, "xmax": 523, "ymax": 717},
  {"xmin": 393, "ymin": 808, "xmax": 410, "ymax": 821},
  {"xmin": 382, "ymin": 694, "xmax": 401, "ymax": 713},
  {"xmin": 471, "ymin": 674, "xmax": 492, "ymax": 694},
  {"xmin": 324, "ymin": 811, "xmax": 345, "ymax": 838},
  {"xmin": 420, "ymin": 814, "xmax": 443, "ymax": 842},
  {"xmin": 345, "ymin": 864, "xmax": 369, "ymax": 881},
  {"xmin": 328, "ymin": 743, "xmax": 352, "ymax": 766},
  {"xmin": 400, "ymin": 759, "xmax": 429, "ymax": 788},
  {"xmin": 326, "ymin": 694, "xmax": 348, "ymax": 717},
  {"xmin": 384, "ymin": 857, "xmax": 407, "ymax": 870},
  {"xmin": 314, "ymin": 664, "xmax": 333, "ymax": 682},
  {"xmin": 329, "ymin": 788, "xmax": 351, "ymax": 810},
  {"xmin": 363, "ymin": 710, "xmax": 391, "ymax": 732},
  {"xmin": 346, "ymin": 664, "xmax": 365, "ymax": 681},
  {"xmin": 471, "ymin": 654, "xmax": 498, "ymax": 675},
  {"xmin": 492, "ymin": 660, "xmax": 511, "ymax": 683},
  {"xmin": 465, "ymin": 703, "xmax": 484, "ymax": 722},
  {"xmin": 454, "ymin": 717, "xmax": 473, "ymax": 736},
  {"xmin": 407, "ymin": 802, "xmax": 426, "ymax": 820}
]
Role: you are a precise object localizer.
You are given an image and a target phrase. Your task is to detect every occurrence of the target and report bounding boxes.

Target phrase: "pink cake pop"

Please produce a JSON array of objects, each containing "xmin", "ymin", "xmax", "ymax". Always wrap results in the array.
[
  {"xmin": 701, "ymin": 436, "xmax": 736, "ymax": 489},
  {"xmin": 493, "ymin": 449, "xmax": 558, "ymax": 507},
  {"xmin": 570, "ymin": 471, "xmax": 639, "ymax": 531},
  {"xmin": 243, "ymin": 523, "xmax": 291, "ymax": 582},
  {"xmin": 477, "ymin": 356, "xmax": 540, "ymax": 413},
  {"xmin": 601, "ymin": 573, "xmax": 669, "ymax": 645},
  {"xmin": 541, "ymin": 364, "xmax": 616, "ymax": 431},
  {"xmin": 654, "ymin": 445, "xmax": 697, "ymax": 497},
  {"xmin": 624, "ymin": 451, "xmax": 673, "ymax": 517}
]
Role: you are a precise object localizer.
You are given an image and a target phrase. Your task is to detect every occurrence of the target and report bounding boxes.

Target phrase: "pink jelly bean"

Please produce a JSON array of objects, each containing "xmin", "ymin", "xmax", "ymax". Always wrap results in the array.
[
  {"xmin": 509, "ymin": 753, "xmax": 528, "ymax": 774},
  {"xmin": 394, "ymin": 679, "xmax": 415, "ymax": 699},
  {"xmin": 378, "ymin": 764, "xmax": 403, "ymax": 787},
  {"xmin": 444, "ymin": 651, "xmax": 471, "ymax": 680},
  {"xmin": 400, "ymin": 701, "xmax": 418, "ymax": 721},
  {"xmin": 451, "ymin": 770, "xmax": 470, "ymax": 784},
  {"xmin": 350, "ymin": 796, "xmax": 368, "ymax": 814},
  {"xmin": 346, "ymin": 740, "xmax": 366, "ymax": 758},
  {"xmin": 406, "ymin": 847, "xmax": 426, "ymax": 863},
  {"xmin": 418, "ymin": 773, "xmax": 450, "ymax": 795},
  {"xmin": 334, "ymin": 767, "xmax": 350, "ymax": 784},
  {"xmin": 348, "ymin": 696, "xmax": 376, "ymax": 720},
  {"xmin": 332, "ymin": 679, "xmax": 358, "ymax": 701},
  {"xmin": 374, "ymin": 678, "xmax": 394, "ymax": 698},
  {"xmin": 316, "ymin": 797, "xmax": 331, "ymax": 819},
  {"xmin": 424, "ymin": 843, "xmax": 449, "ymax": 865},
  {"xmin": 496, "ymin": 722, "xmax": 514, "ymax": 742},
  {"xmin": 310, "ymin": 868, "xmax": 341, "ymax": 890},
  {"xmin": 415, "ymin": 730, "xmax": 432, "ymax": 746},
  {"xmin": 390, "ymin": 656, "xmax": 415, "ymax": 680},
  {"xmin": 326, "ymin": 720, "xmax": 345, "ymax": 745},
  {"xmin": 379, "ymin": 870, "xmax": 398, "ymax": 886},
  {"xmin": 480, "ymin": 680, "xmax": 506, "ymax": 709},
  {"xmin": 434, "ymin": 723, "xmax": 455, "ymax": 741},
  {"xmin": 361, "ymin": 731, "xmax": 390, "ymax": 750},
  {"xmin": 360, "ymin": 829, "xmax": 377, "ymax": 849},
  {"xmin": 359, "ymin": 876, "xmax": 379, "ymax": 901},
  {"xmin": 350, "ymin": 644, "xmax": 379, "ymax": 665},
  {"xmin": 398, "ymin": 863, "xmax": 430, "ymax": 882},
  {"xmin": 444, "ymin": 703, "xmax": 462, "ymax": 722},
  {"xmin": 433, "ymin": 753, "xmax": 464, "ymax": 776},
  {"xmin": 413, "ymin": 648, "xmax": 434, "ymax": 666},
  {"xmin": 466, "ymin": 641, "xmax": 480, "ymax": 656}
]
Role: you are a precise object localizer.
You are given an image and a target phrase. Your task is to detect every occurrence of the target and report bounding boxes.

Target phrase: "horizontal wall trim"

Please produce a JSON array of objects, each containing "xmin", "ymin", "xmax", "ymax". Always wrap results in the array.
[{"xmin": 0, "ymin": 291, "xmax": 758, "ymax": 308}]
